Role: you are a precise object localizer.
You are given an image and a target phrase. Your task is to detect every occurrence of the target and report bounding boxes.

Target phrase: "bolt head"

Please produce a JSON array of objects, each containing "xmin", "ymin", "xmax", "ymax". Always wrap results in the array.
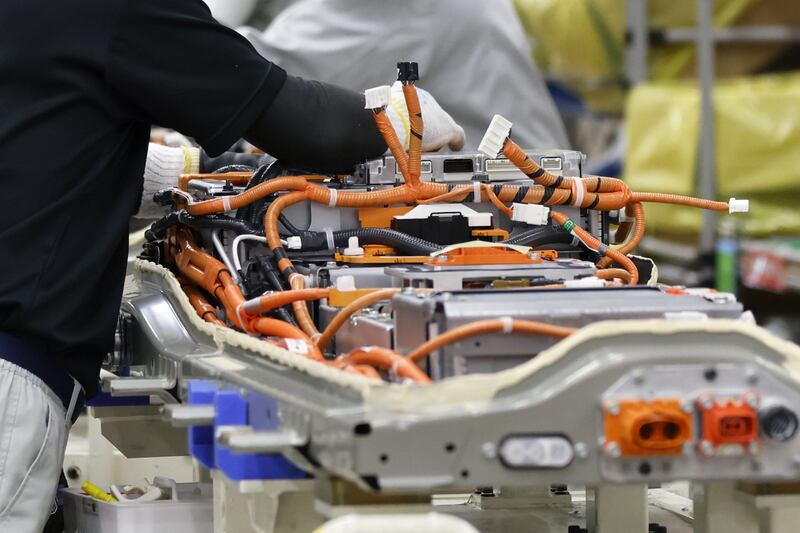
[
  {"xmin": 481, "ymin": 442, "xmax": 497, "ymax": 459},
  {"xmin": 437, "ymin": 255, "xmax": 449, "ymax": 263},
  {"xmin": 604, "ymin": 442, "xmax": 621, "ymax": 458},
  {"xmin": 681, "ymin": 400, "xmax": 694, "ymax": 414},
  {"xmin": 606, "ymin": 402, "xmax": 620, "ymax": 416},
  {"xmin": 699, "ymin": 440, "xmax": 715, "ymax": 456},
  {"xmin": 574, "ymin": 442, "xmax": 589, "ymax": 459},
  {"xmin": 748, "ymin": 441, "xmax": 761, "ymax": 456},
  {"xmin": 745, "ymin": 394, "xmax": 760, "ymax": 409},
  {"xmin": 700, "ymin": 397, "xmax": 715, "ymax": 410}
]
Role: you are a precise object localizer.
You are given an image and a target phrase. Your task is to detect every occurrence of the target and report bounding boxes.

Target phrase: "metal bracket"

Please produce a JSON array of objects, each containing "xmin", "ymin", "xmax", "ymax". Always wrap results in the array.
[
  {"xmin": 107, "ymin": 377, "xmax": 176, "ymax": 396},
  {"xmin": 161, "ymin": 404, "xmax": 215, "ymax": 427},
  {"xmin": 217, "ymin": 426, "xmax": 308, "ymax": 455}
]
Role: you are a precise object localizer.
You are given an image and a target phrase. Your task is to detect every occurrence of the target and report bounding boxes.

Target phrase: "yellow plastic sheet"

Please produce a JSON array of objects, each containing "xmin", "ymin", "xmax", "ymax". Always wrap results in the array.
[
  {"xmin": 512, "ymin": 0, "xmax": 758, "ymax": 112},
  {"xmin": 625, "ymin": 73, "xmax": 800, "ymax": 237}
]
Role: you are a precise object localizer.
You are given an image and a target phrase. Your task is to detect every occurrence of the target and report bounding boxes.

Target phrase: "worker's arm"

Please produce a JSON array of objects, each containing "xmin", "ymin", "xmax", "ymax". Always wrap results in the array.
[{"xmin": 244, "ymin": 75, "xmax": 386, "ymax": 174}]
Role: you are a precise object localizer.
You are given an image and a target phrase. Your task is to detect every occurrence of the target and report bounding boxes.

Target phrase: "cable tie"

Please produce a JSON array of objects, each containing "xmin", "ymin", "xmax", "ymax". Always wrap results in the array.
[
  {"xmin": 241, "ymin": 298, "xmax": 261, "ymax": 314},
  {"xmin": 328, "ymin": 189, "xmax": 338, "ymax": 207},
  {"xmin": 473, "ymin": 181, "xmax": 481, "ymax": 202},
  {"xmin": 324, "ymin": 229, "xmax": 335, "ymax": 251},
  {"xmin": 571, "ymin": 179, "xmax": 585, "ymax": 208},
  {"xmin": 499, "ymin": 316, "xmax": 513, "ymax": 334},
  {"xmin": 235, "ymin": 303, "xmax": 249, "ymax": 331}
]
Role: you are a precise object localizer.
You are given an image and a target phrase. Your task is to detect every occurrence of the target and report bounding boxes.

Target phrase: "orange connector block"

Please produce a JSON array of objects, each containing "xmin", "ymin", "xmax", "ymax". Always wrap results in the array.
[
  {"xmin": 603, "ymin": 399, "xmax": 694, "ymax": 457},
  {"xmin": 427, "ymin": 246, "xmax": 558, "ymax": 266},
  {"xmin": 696, "ymin": 394, "xmax": 759, "ymax": 456}
]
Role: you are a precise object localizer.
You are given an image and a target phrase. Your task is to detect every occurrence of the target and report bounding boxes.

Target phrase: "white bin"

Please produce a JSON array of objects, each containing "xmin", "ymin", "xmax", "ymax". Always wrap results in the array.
[{"xmin": 63, "ymin": 482, "xmax": 212, "ymax": 533}]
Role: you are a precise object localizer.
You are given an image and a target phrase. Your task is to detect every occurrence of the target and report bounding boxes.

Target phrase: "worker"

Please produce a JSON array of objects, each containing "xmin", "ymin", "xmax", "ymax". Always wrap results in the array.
[
  {"xmin": 237, "ymin": 0, "xmax": 570, "ymax": 150},
  {"xmin": 0, "ymin": 0, "xmax": 464, "ymax": 530}
]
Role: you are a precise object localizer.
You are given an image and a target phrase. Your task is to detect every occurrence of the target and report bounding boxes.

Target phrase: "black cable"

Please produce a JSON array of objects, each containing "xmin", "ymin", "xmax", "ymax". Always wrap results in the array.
[
  {"xmin": 331, "ymin": 228, "xmax": 441, "ymax": 255},
  {"xmin": 146, "ymin": 211, "xmax": 263, "ymax": 242},
  {"xmin": 502, "ymin": 226, "xmax": 573, "ymax": 247},
  {"xmin": 213, "ymin": 164, "xmax": 257, "ymax": 173}
]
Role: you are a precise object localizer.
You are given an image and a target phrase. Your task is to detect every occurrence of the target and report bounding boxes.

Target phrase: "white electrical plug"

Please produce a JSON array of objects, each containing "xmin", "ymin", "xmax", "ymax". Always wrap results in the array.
[
  {"xmin": 478, "ymin": 115, "xmax": 513, "ymax": 158},
  {"xmin": 342, "ymin": 236, "xmax": 364, "ymax": 256},
  {"xmin": 563, "ymin": 277, "xmax": 606, "ymax": 288},
  {"xmin": 286, "ymin": 236, "xmax": 302, "ymax": 250},
  {"xmin": 335, "ymin": 275, "xmax": 357, "ymax": 291},
  {"xmin": 728, "ymin": 197, "xmax": 750, "ymax": 214},
  {"xmin": 364, "ymin": 85, "xmax": 392, "ymax": 110},
  {"xmin": 511, "ymin": 203, "xmax": 550, "ymax": 226}
]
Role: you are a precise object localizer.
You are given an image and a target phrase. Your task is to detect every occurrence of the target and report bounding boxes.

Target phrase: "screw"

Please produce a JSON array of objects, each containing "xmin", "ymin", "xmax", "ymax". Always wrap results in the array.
[
  {"xmin": 606, "ymin": 402, "xmax": 620, "ymax": 416},
  {"xmin": 745, "ymin": 394, "xmax": 760, "ymax": 409},
  {"xmin": 746, "ymin": 368, "xmax": 759, "ymax": 385},
  {"xmin": 699, "ymin": 440, "xmax": 715, "ymax": 456},
  {"xmin": 437, "ymin": 255, "xmax": 449, "ymax": 263},
  {"xmin": 632, "ymin": 369, "xmax": 645, "ymax": 384},
  {"xmin": 700, "ymin": 396, "xmax": 715, "ymax": 410},
  {"xmin": 605, "ymin": 442, "xmax": 621, "ymax": 458},
  {"xmin": 481, "ymin": 442, "xmax": 497, "ymax": 459},
  {"xmin": 681, "ymin": 399, "xmax": 694, "ymax": 414},
  {"xmin": 748, "ymin": 442, "xmax": 760, "ymax": 456},
  {"xmin": 574, "ymin": 442, "xmax": 589, "ymax": 459},
  {"xmin": 66, "ymin": 466, "xmax": 82, "ymax": 480}
]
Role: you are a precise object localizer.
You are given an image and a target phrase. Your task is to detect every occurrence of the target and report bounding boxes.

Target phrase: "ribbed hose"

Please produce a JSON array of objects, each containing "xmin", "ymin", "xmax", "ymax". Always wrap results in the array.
[
  {"xmin": 236, "ymin": 160, "xmax": 284, "ymax": 226},
  {"xmin": 332, "ymin": 228, "xmax": 440, "ymax": 255},
  {"xmin": 502, "ymin": 226, "xmax": 574, "ymax": 247},
  {"xmin": 147, "ymin": 212, "xmax": 263, "ymax": 241}
]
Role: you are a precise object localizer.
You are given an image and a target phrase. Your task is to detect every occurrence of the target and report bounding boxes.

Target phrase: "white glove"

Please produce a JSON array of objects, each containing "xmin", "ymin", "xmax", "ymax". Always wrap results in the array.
[
  {"xmin": 385, "ymin": 82, "xmax": 465, "ymax": 152},
  {"xmin": 136, "ymin": 143, "xmax": 200, "ymax": 219}
]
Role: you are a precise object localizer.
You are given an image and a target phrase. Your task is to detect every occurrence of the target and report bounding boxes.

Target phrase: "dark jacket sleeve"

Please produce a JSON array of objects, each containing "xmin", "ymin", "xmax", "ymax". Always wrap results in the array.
[{"xmin": 245, "ymin": 74, "xmax": 387, "ymax": 174}]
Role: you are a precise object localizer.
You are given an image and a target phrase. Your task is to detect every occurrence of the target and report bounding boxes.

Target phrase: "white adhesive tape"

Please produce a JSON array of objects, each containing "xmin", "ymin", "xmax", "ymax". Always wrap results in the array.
[
  {"xmin": 235, "ymin": 304, "xmax": 248, "ymax": 331},
  {"xmin": 324, "ymin": 229, "xmax": 335, "ymax": 251},
  {"xmin": 500, "ymin": 316, "xmax": 513, "ymax": 334},
  {"xmin": 571, "ymin": 179, "xmax": 585, "ymax": 208},
  {"xmin": 222, "ymin": 197, "xmax": 232, "ymax": 212},
  {"xmin": 473, "ymin": 181, "xmax": 481, "ymax": 202},
  {"xmin": 328, "ymin": 189, "xmax": 338, "ymax": 207}
]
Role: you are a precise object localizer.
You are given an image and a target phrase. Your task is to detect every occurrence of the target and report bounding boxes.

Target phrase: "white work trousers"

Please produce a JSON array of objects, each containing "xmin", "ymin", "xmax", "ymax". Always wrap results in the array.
[{"xmin": 0, "ymin": 359, "xmax": 70, "ymax": 533}]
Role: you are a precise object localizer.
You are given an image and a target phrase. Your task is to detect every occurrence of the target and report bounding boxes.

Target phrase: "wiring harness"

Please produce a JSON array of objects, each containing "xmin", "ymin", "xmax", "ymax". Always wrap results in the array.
[{"xmin": 146, "ymin": 62, "xmax": 748, "ymax": 385}]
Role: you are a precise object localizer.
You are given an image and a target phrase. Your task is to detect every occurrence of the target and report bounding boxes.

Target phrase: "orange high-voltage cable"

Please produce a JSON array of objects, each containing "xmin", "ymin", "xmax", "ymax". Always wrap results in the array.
[
  {"xmin": 316, "ymin": 288, "xmax": 402, "ymax": 350},
  {"xmin": 550, "ymin": 211, "xmax": 640, "ymax": 284},
  {"xmin": 338, "ymin": 346, "xmax": 432, "ymax": 384},
  {"xmin": 181, "ymin": 280, "xmax": 227, "ymax": 327},
  {"xmin": 402, "ymin": 82, "xmax": 424, "ymax": 191},
  {"xmin": 405, "ymin": 318, "xmax": 576, "ymax": 364},
  {"xmin": 168, "ymin": 228, "xmax": 326, "ymax": 361},
  {"xmin": 595, "ymin": 268, "xmax": 633, "ymax": 284}
]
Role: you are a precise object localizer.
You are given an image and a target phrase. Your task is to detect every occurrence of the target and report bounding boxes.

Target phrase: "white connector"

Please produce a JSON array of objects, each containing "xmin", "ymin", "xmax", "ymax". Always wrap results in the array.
[
  {"xmin": 478, "ymin": 115, "xmax": 513, "ymax": 158},
  {"xmin": 511, "ymin": 203, "xmax": 550, "ymax": 226},
  {"xmin": 728, "ymin": 197, "xmax": 750, "ymax": 214},
  {"xmin": 286, "ymin": 236, "xmax": 302, "ymax": 250},
  {"xmin": 342, "ymin": 236, "xmax": 364, "ymax": 256},
  {"xmin": 364, "ymin": 85, "xmax": 392, "ymax": 110},
  {"xmin": 335, "ymin": 275, "xmax": 357, "ymax": 291},
  {"xmin": 563, "ymin": 277, "xmax": 606, "ymax": 288}
]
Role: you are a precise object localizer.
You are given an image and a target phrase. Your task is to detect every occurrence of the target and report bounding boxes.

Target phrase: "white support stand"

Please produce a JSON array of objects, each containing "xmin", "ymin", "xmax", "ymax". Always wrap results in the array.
[
  {"xmin": 64, "ymin": 413, "xmax": 196, "ymax": 490},
  {"xmin": 212, "ymin": 471, "xmax": 322, "ymax": 533},
  {"xmin": 587, "ymin": 484, "xmax": 648, "ymax": 533}
]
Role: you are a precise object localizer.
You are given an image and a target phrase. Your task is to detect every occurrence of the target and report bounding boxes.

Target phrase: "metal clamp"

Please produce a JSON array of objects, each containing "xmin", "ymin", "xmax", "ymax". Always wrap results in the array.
[
  {"xmin": 217, "ymin": 426, "xmax": 307, "ymax": 455},
  {"xmin": 161, "ymin": 404, "xmax": 215, "ymax": 427},
  {"xmin": 107, "ymin": 377, "xmax": 176, "ymax": 397}
]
